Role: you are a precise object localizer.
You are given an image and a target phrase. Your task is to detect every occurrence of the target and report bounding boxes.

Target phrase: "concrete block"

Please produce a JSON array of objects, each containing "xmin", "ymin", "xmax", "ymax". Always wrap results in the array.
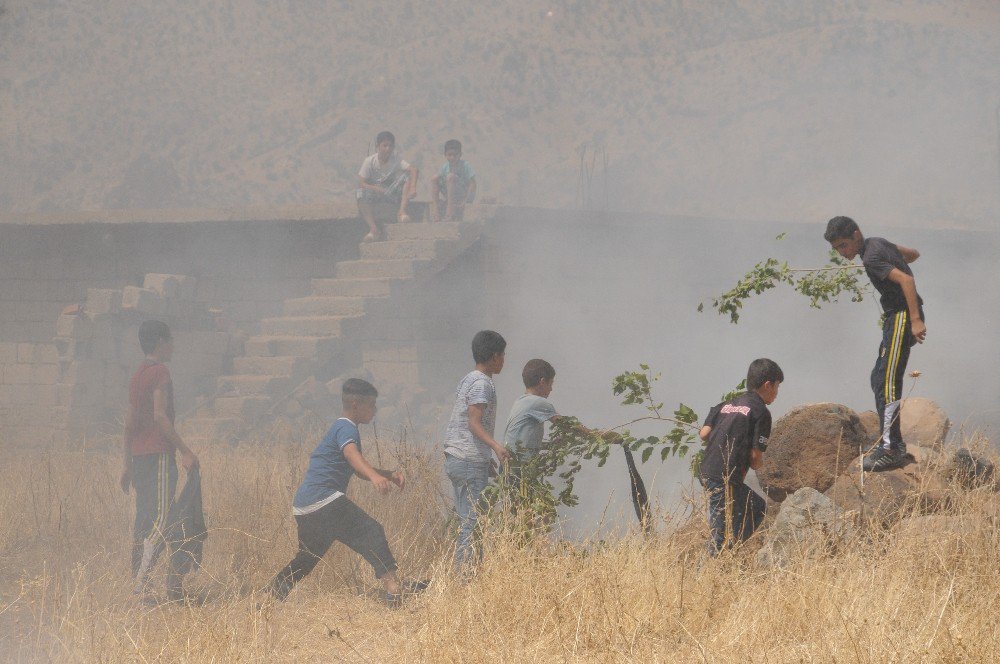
[
  {"xmin": 17, "ymin": 343, "xmax": 59, "ymax": 364},
  {"xmin": 0, "ymin": 342, "xmax": 18, "ymax": 363},
  {"xmin": 56, "ymin": 382, "xmax": 99, "ymax": 408},
  {"xmin": 4, "ymin": 363, "xmax": 61, "ymax": 385},
  {"xmin": 62, "ymin": 360, "xmax": 106, "ymax": 387},
  {"xmin": 89, "ymin": 332, "xmax": 120, "ymax": 361},
  {"xmin": 121, "ymin": 287, "xmax": 165, "ymax": 315},
  {"xmin": 86, "ymin": 289, "xmax": 121, "ymax": 315},
  {"xmin": 56, "ymin": 314, "xmax": 93, "ymax": 340},
  {"xmin": 143, "ymin": 274, "xmax": 180, "ymax": 299},
  {"xmin": 176, "ymin": 275, "xmax": 197, "ymax": 300},
  {"xmin": 0, "ymin": 384, "xmax": 60, "ymax": 407},
  {"xmin": 179, "ymin": 330, "xmax": 230, "ymax": 355}
]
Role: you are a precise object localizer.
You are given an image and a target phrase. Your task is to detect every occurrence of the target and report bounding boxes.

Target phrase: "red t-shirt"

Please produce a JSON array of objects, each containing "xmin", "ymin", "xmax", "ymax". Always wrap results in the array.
[{"xmin": 128, "ymin": 360, "xmax": 175, "ymax": 456}]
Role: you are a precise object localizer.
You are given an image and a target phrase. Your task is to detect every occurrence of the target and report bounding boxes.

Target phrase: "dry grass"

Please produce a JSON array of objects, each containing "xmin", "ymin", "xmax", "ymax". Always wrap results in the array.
[{"xmin": 0, "ymin": 429, "xmax": 998, "ymax": 663}]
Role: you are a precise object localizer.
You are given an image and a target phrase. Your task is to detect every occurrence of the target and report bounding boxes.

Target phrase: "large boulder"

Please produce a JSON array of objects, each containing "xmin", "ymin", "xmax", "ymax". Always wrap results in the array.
[
  {"xmin": 858, "ymin": 410, "xmax": 880, "ymax": 444},
  {"xmin": 756, "ymin": 487, "xmax": 855, "ymax": 569},
  {"xmin": 900, "ymin": 397, "xmax": 950, "ymax": 450},
  {"xmin": 758, "ymin": 403, "xmax": 867, "ymax": 502},
  {"xmin": 824, "ymin": 460, "xmax": 948, "ymax": 525}
]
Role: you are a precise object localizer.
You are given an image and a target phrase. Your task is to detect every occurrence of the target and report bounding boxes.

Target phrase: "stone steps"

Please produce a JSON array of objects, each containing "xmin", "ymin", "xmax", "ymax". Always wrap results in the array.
[
  {"xmin": 386, "ymin": 222, "xmax": 463, "ymax": 241},
  {"xmin": 215, "ymin": 373, "xmax": 293, "ymax": 397},
  {"xmin": 336, "ymin": 259, "xmax": 429, "ymax": 280},
  {"xmin": 231, "ymin": 355, "xmax": 305, "ymax": 376},
  {"xmin": 185, "ymin": 221, "xmax": 482, "ymax": 441},
  {"xmin": 310, "ymin": 277, "xmax": 397, "ymax": 298},
  {"xmin": 204, "ymin": 395, "xmax": 272, "ymax": 419},
  {"xmin": 283, "ymin": 295, "xmax": 373, "ymax": 317},
  {"xmin": 359, "ymin": 239, "xmax": 444, "ymax": 260},
  {"xmin": 259, "ymin": 314, "xmax": 360, "ymax": 337},
  {"xmin": 243, "ymin": 335, "xmax": 340, "ymax": 358}
]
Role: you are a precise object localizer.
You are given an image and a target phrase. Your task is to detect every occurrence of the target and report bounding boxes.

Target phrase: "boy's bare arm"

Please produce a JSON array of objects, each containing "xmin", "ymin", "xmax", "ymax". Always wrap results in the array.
[
  {"xmin": 120, "ymin": 406, "xmax": 137, "ymax": 492},
  {"xmin": 896, "ymin": 244, "xmax": 920, "ymax": 263},
  {"xmin": 699, "ymin": 425, "xmax": 712, "ymax": 442},
  {"xmin": 749, "ymin": 448, "xmax": 763, "ymax": 470},
  {"xmin": 466, "ymin": 177, "xmax": 477, "ymax": 203},
  {"xmin": 468, "ymin": 403, "xmax": 512, "ymax": 463},
  {"xmin": 342, "ymin": 443, "xmax": 402, "ymax": 493},
  {"xmin": 358, "ymin": 175, "xmax": 385, "ymax": 194},
  {"xmin": 406, "ymin": 165, "xmax": 419, "ymax": 198},
  {"xmin": 886, "ymin": 268, "xmax": 927, "ymax": 342},
  {"xmin": 153, "ymin": 387, "xmax": 198, "ymax": 470}
]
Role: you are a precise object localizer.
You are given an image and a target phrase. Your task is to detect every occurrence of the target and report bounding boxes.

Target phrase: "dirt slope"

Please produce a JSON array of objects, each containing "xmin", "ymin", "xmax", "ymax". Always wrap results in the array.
[{"xmin": 1, "ymin": 1, "xmax": 998, "ymax": 228}]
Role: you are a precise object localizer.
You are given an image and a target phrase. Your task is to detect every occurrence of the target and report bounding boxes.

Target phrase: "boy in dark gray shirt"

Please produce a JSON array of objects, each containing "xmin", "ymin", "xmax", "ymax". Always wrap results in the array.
[{"xmin": 825, "ymin": 216, "xmax": 926, "ymax": 472}]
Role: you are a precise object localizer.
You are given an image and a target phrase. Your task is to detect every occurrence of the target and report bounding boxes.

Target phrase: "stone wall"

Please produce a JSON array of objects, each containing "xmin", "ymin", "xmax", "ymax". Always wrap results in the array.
[
  {"xmin": 0, "ymin": 213, "xmax": 364, "ymax": 344},
  {"xmin": 1, "ymin": 273, "xmax": 237, "ymax": 446}
]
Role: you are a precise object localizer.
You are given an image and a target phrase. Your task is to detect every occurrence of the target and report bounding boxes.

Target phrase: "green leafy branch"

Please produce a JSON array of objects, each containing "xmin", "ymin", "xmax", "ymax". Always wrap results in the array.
[
  {"xmin": 489, "ymin": 365, "xmax": 702, "ymax": 521},
  {"xmin": 698, "ymin": 235, "xmax": 868, "ymax": 323}
]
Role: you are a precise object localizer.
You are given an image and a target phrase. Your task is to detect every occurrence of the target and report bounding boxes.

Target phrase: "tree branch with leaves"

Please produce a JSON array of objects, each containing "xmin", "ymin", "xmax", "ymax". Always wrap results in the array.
[{"xmin": 698, "ymin": 234, "xmax": 869, "ymax": 324}]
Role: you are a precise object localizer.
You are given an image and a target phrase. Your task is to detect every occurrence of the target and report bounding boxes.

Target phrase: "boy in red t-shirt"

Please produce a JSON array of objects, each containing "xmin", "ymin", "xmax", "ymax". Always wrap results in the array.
[{"xmin": 120, "ymin": 320, "xmax": 198, "ymax": 602}]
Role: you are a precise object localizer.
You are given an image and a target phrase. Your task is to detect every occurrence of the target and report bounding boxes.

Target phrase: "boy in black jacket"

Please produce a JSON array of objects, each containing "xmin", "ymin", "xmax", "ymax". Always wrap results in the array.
[{"xmin": 700, "ymin": 358, "xmax": 783, "ymax": 554}]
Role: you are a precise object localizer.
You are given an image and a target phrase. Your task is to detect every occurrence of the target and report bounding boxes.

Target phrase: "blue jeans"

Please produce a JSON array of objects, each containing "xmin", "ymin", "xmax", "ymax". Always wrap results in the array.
[
  {"xmin": 445, "ymin": 454, "xmax": 492, "ymax": 569},
  {"xmin": 704, "ymin": 478, "xmax": 766, "ymax": 555}
]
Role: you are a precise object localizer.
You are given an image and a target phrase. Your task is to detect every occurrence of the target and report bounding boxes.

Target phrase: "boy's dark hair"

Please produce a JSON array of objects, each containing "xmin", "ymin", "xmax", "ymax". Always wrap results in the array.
[
  {"xmin": 747, "ymin": 358, "xmax": 784, "ymax": 391},
  {"xmin": 522, "ymin": 359, "xmax": 555, "ymax": 388},
  {"xmin": 138, "ymin": 320, "xmax": 171, "ymax": 355},
  {"xmin": 342, "ymin": 378, "xmax": 378, "ymax": 406},
  {"xmin": 472, "ymin": 330, "xmax": 506, "ymax": 364},
  {"xmin": 444, "ymin": 139, "xmax": 462, "ymax": 154},
  {"xmin": 824, "ymin": 216, "xmax": 860, "ymax": 242},
  {"xmin": 375, "ymin": 131, "xmax": 395, "ymax": 146}
]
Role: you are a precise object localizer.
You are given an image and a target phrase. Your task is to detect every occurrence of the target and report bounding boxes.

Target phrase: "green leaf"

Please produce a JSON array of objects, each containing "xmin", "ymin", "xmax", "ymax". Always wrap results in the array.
[{"xmin": 641, "ymin": 447, "xmax": 653, "ymax": 464}]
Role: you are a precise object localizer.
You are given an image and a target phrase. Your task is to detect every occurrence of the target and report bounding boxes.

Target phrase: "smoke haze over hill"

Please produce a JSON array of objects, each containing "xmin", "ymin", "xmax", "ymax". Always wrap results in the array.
[{"xmin": 1, "ymin": 0, "xmax": 998, "ymax": 229}]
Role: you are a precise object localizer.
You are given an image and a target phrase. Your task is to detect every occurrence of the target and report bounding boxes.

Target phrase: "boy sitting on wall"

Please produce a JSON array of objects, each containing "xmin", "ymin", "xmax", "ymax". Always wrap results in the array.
[
  {"xmin": 357, "ymin": 130, "xmax": 419, "ymax": 241},
  {"xmin": 430, "ymin": 139, "xmax": 476, "ymax": 222}
]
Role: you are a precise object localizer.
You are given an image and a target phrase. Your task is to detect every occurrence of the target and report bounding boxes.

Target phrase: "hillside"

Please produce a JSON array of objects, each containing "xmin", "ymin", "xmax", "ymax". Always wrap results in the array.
[{"xmin": 1, "ymin": 1, "xmax": 998, "ymax": 228}]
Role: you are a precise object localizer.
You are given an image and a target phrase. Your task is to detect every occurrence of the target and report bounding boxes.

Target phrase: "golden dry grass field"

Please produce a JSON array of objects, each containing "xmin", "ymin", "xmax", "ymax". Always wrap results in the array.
[{"xmin": 0, "ymin": 428, "xmax": 998, "ymax": 663}]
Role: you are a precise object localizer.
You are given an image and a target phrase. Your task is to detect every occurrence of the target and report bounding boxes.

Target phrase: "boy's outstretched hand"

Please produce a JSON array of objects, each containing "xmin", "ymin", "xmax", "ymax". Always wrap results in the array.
[
  {"xmin": 390, "ymin": 470, "xmax": 405, "ymax": 490},
  {"xmin": 371, "ymin": 473, "xmax": 393, "ymax": 495}
]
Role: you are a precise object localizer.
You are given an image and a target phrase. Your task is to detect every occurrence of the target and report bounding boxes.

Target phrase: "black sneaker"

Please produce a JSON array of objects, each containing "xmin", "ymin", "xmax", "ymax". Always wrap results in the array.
[
  {"xmin": 863, "ymin": 447, "xmax": 903, "ymax": 472},
  {"xmin": 383, "ymin": 579, "xmax": 430, "ymax": 608}
]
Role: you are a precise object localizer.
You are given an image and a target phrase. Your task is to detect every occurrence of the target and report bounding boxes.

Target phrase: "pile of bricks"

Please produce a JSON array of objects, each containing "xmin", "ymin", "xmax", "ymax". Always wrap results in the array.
[{"xmin": 0, "ymin": 273, "xmax": 238, "ymax": 447}]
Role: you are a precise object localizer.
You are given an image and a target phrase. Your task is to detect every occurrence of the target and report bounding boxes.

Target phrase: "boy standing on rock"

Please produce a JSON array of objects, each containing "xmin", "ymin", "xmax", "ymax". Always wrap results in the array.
[
  {"xmin": 825, "ymin": 216, "xmax": 926, "ymax": 472},
  {"xmin": 699, "ymin": 358, "xmax": 783, "ymax": 555}
]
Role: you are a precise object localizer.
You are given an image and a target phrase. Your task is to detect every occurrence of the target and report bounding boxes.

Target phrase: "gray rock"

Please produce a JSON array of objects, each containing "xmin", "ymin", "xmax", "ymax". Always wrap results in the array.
[{"xmin": 756, "ymin": 487, "xmax": 855, "ymax": 569}]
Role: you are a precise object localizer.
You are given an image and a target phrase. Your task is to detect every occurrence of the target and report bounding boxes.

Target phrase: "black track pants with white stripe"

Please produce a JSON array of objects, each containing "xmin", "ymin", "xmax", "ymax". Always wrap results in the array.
[
  {"xmin": 869, "ymin": 310, "xmax": 917, "ymax": 451},
  {"xmin": 131, "ymin": 452, "xmax": 178, "ymax": 583}
]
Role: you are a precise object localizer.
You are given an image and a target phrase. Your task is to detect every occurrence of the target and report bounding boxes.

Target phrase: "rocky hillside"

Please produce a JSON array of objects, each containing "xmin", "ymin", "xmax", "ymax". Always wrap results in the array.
[{"xmin": 1, "ymin": 1, "xmax": 997, "ymax": 228}]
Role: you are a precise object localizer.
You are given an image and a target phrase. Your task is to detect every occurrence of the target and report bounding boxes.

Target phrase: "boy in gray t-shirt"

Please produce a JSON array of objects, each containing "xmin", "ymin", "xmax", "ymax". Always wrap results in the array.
[
  {"xmin": 503, "ymin": 359, "xmax": 560, "ymax": 461},
  {"xmin": 444, "ymin": 330, "xmax": 509, "ymax": 570}
]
